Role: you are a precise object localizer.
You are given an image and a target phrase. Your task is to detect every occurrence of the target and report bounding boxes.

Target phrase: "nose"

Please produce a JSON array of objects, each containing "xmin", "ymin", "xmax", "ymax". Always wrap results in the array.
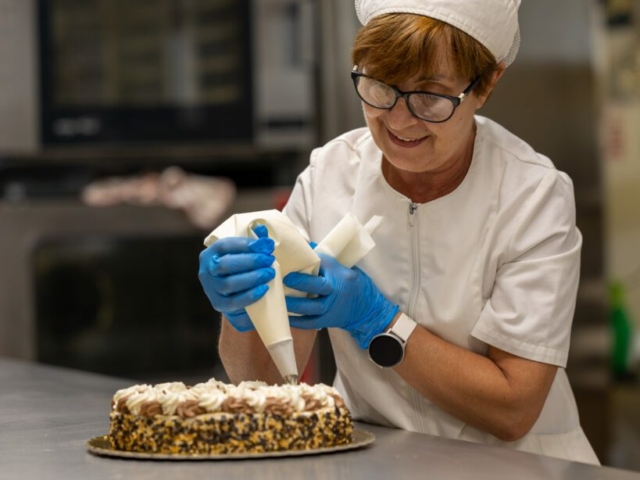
[{"xmin": 386, "ymin": 97, "xmax": 419, "ymax": 129}]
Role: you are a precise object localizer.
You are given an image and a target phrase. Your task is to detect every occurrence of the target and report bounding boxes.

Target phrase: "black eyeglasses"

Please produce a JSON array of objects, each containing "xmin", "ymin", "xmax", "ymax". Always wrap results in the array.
[{"xmin": 351, "ymin": 68, "xmax": 481, "ymax": 123}]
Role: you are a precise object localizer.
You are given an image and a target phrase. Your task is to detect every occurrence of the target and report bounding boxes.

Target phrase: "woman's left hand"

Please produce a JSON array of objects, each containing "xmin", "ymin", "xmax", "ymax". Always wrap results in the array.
[{"xmin": 283, "ymin": 253, "xmax": 398, "ymax": 349}]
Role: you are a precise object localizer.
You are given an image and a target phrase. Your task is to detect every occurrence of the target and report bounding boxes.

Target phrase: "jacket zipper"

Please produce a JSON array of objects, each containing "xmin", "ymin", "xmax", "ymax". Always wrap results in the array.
[
  {"xmin": 408, "ymin": 202, "xmax": 418, "ymax": 227},
  {"xmin": 407, "ymin": 202, "xmax": 421, "ymax": 317},
  {"xmin": 408, "ymin": 202, "xmax": 426, "ymax": 432}
]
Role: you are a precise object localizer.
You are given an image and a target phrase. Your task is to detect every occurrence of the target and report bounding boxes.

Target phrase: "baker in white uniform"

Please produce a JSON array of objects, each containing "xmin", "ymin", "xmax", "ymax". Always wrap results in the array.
[{"xmin": 198, "ymin": 0, "xmax": 599, "ymax": 465}]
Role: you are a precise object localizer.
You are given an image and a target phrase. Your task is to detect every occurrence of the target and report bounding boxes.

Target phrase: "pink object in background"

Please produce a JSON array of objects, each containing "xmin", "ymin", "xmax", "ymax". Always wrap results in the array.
[{"xmin": 81, "ymin": 166, "xmax": 236, "ymax": 230}]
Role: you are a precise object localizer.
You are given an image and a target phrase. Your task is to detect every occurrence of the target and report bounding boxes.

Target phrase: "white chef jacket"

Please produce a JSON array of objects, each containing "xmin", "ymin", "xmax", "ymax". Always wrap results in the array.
[{"xmin": 283, "ymin": 116, "xmax": 599, "ymax": 465}]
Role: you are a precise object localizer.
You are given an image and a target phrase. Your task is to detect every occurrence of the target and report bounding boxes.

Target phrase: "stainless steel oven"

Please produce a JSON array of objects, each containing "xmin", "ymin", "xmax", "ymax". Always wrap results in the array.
[
  {"xmin": 0, "ymin": 190, "xmax": 274, "ymax": 381},
  {"xmin": 0, "ymin": 0, "xmax": 317, "ymax": 155},
  {"xmin": 34, "ymin": 234, "xmax": 220, "ymax": 379}
]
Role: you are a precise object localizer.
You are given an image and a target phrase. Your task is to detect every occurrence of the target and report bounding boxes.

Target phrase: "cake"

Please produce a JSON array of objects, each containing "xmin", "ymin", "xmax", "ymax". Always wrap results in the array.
[{"xmin": 109, "ymin": 379, "xmax": 354, "ymax": 454}]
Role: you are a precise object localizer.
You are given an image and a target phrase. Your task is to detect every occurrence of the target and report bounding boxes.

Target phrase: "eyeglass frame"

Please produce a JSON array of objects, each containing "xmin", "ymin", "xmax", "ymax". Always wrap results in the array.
[{"xmin": 350, "ymin": 68, "xmax": 481, "ymax": 124}]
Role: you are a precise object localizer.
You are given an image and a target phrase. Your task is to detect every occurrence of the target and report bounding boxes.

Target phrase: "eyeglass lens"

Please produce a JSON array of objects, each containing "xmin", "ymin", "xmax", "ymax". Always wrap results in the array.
[{"xmin": 355, "ymin": 76, "xmax": 455, "ymax": 122}]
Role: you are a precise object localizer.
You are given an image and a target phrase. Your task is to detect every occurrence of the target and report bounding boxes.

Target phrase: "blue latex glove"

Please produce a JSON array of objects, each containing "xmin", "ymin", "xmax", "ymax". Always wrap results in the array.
[
  {"xmin": 198, "ymin": 225, "xmax": 275, "ymax": 332},
  {"xmin": 283, "ymin": 253, "xmax": 399, "ymax": 349}
]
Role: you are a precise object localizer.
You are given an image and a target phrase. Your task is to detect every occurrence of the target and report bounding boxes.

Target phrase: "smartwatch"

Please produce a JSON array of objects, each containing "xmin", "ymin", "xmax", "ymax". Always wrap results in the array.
[{"xmin": 368, "ymin": 313, "xmax": 417, "ymax": 368}]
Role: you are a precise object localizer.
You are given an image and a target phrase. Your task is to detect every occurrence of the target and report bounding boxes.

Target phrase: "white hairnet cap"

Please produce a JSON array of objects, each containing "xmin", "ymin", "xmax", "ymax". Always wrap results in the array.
[{"xmin": 355, "ymin": 0, "xmax": 521, "ymax": 66}]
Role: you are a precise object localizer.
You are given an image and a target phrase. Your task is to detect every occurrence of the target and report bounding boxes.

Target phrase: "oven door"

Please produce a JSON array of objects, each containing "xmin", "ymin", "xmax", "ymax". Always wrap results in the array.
[
  {"xmin": 34, "ymin": 234, "xmax": 224, "ymax": 380},
  {"xmin": 38, "ymin": 0, "xmax": 253, "ymax": 145}
]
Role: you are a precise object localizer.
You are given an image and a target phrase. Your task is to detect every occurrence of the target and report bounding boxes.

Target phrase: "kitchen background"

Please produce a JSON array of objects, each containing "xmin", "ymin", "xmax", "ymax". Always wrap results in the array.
[{"xmin": 0, "ymin": 0, "xmax": 639, "ymax": 471}]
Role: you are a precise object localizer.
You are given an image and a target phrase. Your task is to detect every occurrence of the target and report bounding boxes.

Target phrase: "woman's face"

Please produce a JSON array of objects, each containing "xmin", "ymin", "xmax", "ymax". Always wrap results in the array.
[{"xmin": 362, "ymin": 42, "xmax": 495, "ymax": 175}]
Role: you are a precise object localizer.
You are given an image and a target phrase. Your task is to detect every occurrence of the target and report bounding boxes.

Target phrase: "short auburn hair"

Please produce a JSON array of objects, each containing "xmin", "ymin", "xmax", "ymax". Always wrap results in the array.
[{"xmin": 351, "ymin": 14, "xmax": 500, "ymax": 98}]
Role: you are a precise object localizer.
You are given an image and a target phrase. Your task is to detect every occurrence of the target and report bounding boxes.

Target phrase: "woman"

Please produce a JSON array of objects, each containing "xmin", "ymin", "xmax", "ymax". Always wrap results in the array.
[{"xmin": 198, "ymin": 0, "xmax": 599, "ymax": 464}]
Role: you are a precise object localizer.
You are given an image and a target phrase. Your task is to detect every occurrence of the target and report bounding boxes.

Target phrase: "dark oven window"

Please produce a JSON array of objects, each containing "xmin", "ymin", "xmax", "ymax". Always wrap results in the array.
[
  {"xmin": 33, "ymin": 235, "xmax": 223, "ymax": 380},
  {"xmin": 38, "ymin": 0, "xmax": 253, "ymax": 145}
]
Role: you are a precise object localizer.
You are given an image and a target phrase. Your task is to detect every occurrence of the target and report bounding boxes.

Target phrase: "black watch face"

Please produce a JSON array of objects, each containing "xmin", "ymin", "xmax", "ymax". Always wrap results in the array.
[{"xmin": 369, "ymin": 334, "xmax": 403, "ymax": 368}]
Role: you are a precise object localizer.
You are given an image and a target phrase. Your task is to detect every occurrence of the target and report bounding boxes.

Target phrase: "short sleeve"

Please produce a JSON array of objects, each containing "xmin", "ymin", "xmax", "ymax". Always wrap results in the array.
[
  {"xmin": 470, "ymin": 170, "xmax": 582, "ymax": 367},
  {"xmin": 282, "ymin": 149, "xmax": 318, "ymax": 241}
]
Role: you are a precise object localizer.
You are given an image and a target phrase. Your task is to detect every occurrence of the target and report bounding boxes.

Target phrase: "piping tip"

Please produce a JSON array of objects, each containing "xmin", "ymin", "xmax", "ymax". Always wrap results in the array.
[{"xmin": 284, "ymin": 374, "xmax": 299, "ymax": 385}]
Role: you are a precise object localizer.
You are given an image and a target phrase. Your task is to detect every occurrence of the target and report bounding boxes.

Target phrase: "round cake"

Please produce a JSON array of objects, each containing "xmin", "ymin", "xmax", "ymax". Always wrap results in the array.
[{"xmin": 109, "ymin": 379, "xmax": 354, "ymax": 454}]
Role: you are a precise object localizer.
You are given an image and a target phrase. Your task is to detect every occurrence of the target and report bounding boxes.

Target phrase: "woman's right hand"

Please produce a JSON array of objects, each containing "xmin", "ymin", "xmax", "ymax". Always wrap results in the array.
[{"xmin": 198, "ymin": 225, "xmax": 275, "ymax": 332}]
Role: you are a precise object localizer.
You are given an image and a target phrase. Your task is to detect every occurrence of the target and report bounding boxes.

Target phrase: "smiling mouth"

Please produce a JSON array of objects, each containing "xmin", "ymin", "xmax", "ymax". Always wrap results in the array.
[{"xmin": 388, "ymin": 129, "xmax": 428, "ymax": 144}]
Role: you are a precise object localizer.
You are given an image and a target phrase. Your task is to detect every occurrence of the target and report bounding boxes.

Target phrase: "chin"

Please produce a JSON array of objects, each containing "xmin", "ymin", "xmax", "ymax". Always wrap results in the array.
[{"xmin": 383, "ymin": 150, "xmax": 433, "ymax": 173}]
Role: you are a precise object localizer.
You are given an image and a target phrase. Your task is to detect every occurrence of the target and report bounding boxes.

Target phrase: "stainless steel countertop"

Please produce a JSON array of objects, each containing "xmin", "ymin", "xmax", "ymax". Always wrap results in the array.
[{"xmin": 1, "ymin": 357, "xmax": 639, "ymax": 480}]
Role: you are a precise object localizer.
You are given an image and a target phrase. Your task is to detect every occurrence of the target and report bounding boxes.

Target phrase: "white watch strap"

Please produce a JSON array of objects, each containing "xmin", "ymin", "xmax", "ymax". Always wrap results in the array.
[{"xmin": 388, "ymin": 313, "xmax": 417, "ymax": 344}]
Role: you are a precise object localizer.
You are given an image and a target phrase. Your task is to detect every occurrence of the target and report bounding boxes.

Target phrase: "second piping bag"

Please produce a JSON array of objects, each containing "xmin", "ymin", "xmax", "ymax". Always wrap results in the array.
[{"xmin": 204, "ymin": 209, "xmax": 383, "ymax": 384}]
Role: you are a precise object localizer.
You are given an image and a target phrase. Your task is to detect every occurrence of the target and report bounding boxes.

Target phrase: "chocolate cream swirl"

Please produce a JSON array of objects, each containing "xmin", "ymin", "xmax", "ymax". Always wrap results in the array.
[{"xmin": 112, "ymin": 379, "xmax": 345, "ymax": 418}]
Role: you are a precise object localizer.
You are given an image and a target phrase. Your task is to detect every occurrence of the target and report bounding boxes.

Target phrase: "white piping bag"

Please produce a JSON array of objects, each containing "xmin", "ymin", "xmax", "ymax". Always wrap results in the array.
[
  {"xmin": 204, "ymin": 210, "xmax": 319, "ymax": 384},
  {"xmin": 314, "ymin": 213, "xmax": 383, "ymax": 267},
  {"xmin": 204, "ymin": 210, "xmax": 383, "ymax": 384}
]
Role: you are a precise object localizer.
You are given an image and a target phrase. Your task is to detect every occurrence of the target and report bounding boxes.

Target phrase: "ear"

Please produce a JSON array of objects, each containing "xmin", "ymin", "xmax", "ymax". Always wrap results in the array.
[{"xmin": 475, "ymin": 62, "xmax": 507, "ymax": 109}]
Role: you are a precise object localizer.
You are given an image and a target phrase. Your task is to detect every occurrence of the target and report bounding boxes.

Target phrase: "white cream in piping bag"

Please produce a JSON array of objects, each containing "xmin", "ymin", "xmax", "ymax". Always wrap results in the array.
[
  {"xmin": 245, "ymin": 260, "xmax": 299, "ymax": 385},
  {"xmin": 204, "ymin": 210, "xmax": 382, "ymax": 384},
  {"xmin": 313, "ymin": 213, "xmax": 383, "ymax": 268}
]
